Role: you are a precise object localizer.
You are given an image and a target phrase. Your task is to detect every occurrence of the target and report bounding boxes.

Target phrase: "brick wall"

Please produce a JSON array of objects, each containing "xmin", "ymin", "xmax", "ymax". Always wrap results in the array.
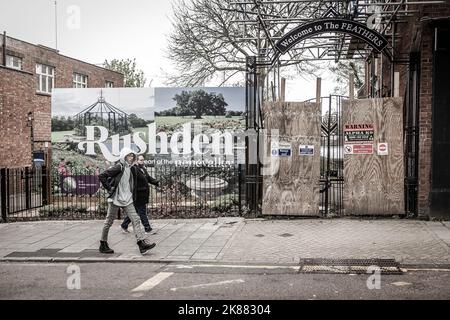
[
  {"xmin": 0, "ymin": 35, "xmax": 124, "ymax": 168},
  {"xmin": 0, "ymin": 37, "xmax": 124, "ymax": 88},
  {"xmin": 416, "ymin": 5, "xmax": 450, "ymax": 216},
  {"xmin": 392, "ymin": 4, "xmax": 450, "ymax": 216},
  {"xmin": 0, "ymin": 67, "xmax": 34, "ymax": 167},
  {"xmin": 359, "ymin": 3, "xmax": 450, "ymax": 216}
]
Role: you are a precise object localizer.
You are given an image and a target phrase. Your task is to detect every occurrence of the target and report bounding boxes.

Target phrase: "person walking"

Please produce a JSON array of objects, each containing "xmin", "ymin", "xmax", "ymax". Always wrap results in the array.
[
  {"xmin": 98, "ymin": 147, "xmax": 156, "ymax": 255},
  {"xmin": 120, "ymin": 154, "xmax": 159, "ymax": 234}
]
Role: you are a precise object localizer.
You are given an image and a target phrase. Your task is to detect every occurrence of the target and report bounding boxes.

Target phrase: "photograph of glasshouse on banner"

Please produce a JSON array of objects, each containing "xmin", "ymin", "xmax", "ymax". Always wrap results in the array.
[{"xmin": 50, "ymin": 87, "xmax": 246, "ymax": 219}]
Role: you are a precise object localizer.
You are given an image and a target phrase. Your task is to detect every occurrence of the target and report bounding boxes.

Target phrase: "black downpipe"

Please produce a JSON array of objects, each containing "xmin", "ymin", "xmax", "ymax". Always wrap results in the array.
[
  {"xmin": 405, "ymin": 52, "xmax": 420, "ymax": 217},
  {"xmin": 2, "ymin": 32, "xmax": 6, "ymax": 66}
]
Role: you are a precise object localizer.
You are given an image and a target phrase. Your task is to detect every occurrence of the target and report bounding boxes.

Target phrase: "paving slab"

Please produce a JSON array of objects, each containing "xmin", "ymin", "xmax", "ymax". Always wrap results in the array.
[{"xmin": 0, "ymin": 218, "xmax": 449, "ymax": 266}]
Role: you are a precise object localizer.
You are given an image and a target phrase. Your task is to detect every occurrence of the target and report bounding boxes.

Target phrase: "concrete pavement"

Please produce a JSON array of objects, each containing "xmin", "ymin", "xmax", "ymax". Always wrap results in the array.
[{"xmin": 0, "ymin": 218, "xmax": 449, "ymax": 266}]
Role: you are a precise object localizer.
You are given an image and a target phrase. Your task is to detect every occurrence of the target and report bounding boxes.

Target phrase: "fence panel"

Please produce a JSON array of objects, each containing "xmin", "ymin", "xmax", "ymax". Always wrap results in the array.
[{"xmin": 1, "ymin": 164, "xmax": 245, "ymax": 222}]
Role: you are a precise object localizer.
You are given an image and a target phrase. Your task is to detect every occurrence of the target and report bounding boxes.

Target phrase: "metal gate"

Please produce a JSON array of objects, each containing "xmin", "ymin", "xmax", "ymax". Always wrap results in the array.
[
  {"xmin": 319, "ymin": 95, "xmax": 345, "ymax": 217},
  {"xmin": 0, "ymin": 166, "xmax": 49, "ymax": 222},
  {"xmin": 303, "ymin": 95, "xmax": 345, "ymax": 217}
]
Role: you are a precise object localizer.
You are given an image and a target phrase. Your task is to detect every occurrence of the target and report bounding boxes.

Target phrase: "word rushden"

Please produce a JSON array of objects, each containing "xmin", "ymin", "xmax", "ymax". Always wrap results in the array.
[{"xmin": 77, "ymin": 122, "xmax": 235, "ymax": 162}]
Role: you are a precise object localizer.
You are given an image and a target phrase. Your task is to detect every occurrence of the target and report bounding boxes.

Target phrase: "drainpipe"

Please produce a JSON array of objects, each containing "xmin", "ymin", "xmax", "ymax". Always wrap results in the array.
[{"xmin": 2, "ymin": 31, "xmax": 6, "ymax": 66}]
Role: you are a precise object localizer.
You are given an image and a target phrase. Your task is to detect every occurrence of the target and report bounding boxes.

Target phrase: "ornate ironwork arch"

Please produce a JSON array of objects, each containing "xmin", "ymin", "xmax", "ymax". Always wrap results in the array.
[{"xmin": 273, "ymin": 18, "xmax": 391, "ymax": 63}]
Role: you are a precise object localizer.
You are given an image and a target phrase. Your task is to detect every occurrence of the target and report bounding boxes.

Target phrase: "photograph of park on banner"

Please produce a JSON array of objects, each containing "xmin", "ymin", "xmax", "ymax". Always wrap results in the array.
[{"xmin": 49, "ymin": 87, "xmax": 246, "ymax": 220}]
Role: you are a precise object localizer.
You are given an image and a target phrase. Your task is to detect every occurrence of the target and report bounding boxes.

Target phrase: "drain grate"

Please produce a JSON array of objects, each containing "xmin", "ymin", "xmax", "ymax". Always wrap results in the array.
[{"xmin": 298, "ymin": 258, "xmax": 402, "ymax": 274}]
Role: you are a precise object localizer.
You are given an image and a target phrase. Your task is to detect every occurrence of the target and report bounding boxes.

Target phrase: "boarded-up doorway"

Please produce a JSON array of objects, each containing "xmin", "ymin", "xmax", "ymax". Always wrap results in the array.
[
  {"xmin": 262, "ymin": 101, "xmax": 321, "ymax": 216},
  {"xmin": 342, "ymin": 98, "xmax": 404, "ymax": 215},
  {"xmin": 261, "ymin": 97, "xmax": 404, "ymax": 216}
]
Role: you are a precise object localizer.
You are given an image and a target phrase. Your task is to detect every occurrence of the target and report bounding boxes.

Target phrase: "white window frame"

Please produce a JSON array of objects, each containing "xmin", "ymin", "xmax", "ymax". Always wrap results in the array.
[
  {"xmin": 73, "ymin": 73, "xmax": 88, "ymax": 88},
  {"xmin": 36, "ymin": 64, "xmax": 55, "ymax": 94},
  {"xmin": 6, "ymin": 55, "xmax": 23, "ymax": 70},
  {"xmin": 105, "ymin": 80, "xmax": 114, "ymax": 88}
]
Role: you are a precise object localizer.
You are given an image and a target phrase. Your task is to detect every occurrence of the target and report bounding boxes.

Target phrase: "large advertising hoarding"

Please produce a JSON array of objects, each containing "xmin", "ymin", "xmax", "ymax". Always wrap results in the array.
[{"xmin": 51, "ymin": 87, "xmax": 245, "ymax": 194}]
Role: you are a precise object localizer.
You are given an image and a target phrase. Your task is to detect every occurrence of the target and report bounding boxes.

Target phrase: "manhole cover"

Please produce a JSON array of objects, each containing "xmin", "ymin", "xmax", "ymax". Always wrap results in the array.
[{"xmin": 298, "ymin": 258, "xmax": 402, "ymax": 274}]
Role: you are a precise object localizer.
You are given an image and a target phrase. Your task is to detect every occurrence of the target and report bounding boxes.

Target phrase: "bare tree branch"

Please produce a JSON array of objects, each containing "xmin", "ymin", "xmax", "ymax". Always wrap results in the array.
[{"xmin": 166, "ymin": 0, "xmax": 325, "ymax": 87}]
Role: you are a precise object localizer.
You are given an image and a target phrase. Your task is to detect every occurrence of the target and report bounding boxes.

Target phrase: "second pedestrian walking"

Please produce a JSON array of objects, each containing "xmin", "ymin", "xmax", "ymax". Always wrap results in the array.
[{"xmin": 120, "ymin": 154, "xmax": 159, "ymax": 234}]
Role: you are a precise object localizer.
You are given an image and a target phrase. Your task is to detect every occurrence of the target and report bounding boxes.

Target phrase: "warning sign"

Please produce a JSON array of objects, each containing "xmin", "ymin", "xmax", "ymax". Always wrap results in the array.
[
  {"xmin": 271, "ymin": 142, "xmax": 292, "ymax": 157},
  {"xmin": 344, "ymin": 123, "xmax": 374, "ymax": 155},
  {"xmin": 344, "ymin": 144, "xmax": 373, "ymax": 155},
  {"xmin": 278, "ymin": 148, "xmax": 292, "ymax": 157},
  {"xmin": 377, "ymin": 143, "xmax": 388, "ymax": 156},
  {"xmin": 344, "ymin": 124, "xmax": 374, "ymax": 143},
  {"xmin": 344, "ymin": 145, "xmax": 354, "ymax": 155},
  {"xmin": 353, "ymin": 144, "xmax": 373, "ymax": 154},
  {"xmin": 299, "ymin": 145, "xmax": 314, "ymax": 156}
]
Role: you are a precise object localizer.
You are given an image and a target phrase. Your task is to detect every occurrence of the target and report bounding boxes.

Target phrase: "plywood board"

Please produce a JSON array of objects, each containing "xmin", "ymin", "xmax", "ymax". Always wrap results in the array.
[
  {"xmin": 342, "ymin": 98, "xmax": 404, "ymax": 215},
  {"xmin": 262, "ymin": 102, "xmax": 321, "ymax": 216}
]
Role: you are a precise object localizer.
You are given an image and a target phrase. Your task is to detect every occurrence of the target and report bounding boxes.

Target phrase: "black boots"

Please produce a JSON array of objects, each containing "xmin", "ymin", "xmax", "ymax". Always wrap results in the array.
[
  {"xmin": 100, "ymin": 240, "xmax": 155, "ymax": 255},
  {"xmin": 137, "ymin": 240, "xmax": 156, "ymax": 254},
  {"xmin": 99, "ymin": 240, "xmax": 114, "ymax": 254}
]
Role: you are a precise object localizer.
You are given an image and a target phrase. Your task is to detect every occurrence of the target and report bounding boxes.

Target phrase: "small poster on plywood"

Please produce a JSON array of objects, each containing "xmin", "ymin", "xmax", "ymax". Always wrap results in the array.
[{"xmin": 377, "ymin": 142, "xmax": 389, "ymax": 156}]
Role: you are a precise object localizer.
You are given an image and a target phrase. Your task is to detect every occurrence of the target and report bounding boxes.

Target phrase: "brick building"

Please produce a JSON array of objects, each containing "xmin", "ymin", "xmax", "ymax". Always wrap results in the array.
[
  {"xmin": 0, "ymin": 33, "xmax": 124, "ymax": 168},
  {"xmin": 362, "ymin": 2, "xmax": 450, "ymax": 218}
]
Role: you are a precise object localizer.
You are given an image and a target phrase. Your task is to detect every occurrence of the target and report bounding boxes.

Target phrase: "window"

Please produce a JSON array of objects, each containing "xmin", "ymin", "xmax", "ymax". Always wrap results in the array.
[
  {"xmin": 73, "ymin": 73, "xmax": 88, "ymax": 88},
  {"xmin": 36, "ymin": 64, "xmax": 55, "ymax": 94},
  {"xmin": 6, "ymin": 55, "xmax": 22, "ymax": 70},
  {"xmin": 105, "ymin": 81, "xmax": 114, "ymax": 88}
]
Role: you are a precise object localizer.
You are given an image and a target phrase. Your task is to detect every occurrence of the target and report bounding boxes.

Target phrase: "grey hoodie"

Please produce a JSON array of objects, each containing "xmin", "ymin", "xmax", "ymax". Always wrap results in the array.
[{"xmin": 111, "ymin": 147, "xmax": 136, "ymax": 207}]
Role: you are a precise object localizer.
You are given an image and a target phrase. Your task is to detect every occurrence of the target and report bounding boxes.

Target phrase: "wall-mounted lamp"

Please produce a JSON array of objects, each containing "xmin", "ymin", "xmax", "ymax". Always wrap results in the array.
[{"xmin": 27, "ymin": 112, "xmax": 33, "ymax": 127}]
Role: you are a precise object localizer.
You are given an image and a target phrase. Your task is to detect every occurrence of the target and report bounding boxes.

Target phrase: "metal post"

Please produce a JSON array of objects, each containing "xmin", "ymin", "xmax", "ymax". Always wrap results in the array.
[
  {"xmin": 349, "ymin": 74, "xmax": 355, "ymax": 100},
  {"xmin": 380, "ymin": 52, "xmax": 384, "ymax": 97},
  {"xmin": 238, "ymin": 164, "xmax": 242, "ymax": 215},
  {"xmin": 325, "ymin": 95, "xmax": 332, "ymax": 216},
  {"xmin": 277, "ymin": 60, "xmax": 281, "ymax": 101},
  {"xmin": 390, "ymin": 19, "xmax": 396, "ymax": 97},
  {"xmin": 245, "ymin": 56, "xmax": 259, "ymax": 214},
  {"xmin": 42, "ymin": 166, "xmax": 48, "ymax": 206},
  {"xmin": 25, "ymin": 167, "xmax": 31, "ymax": 210},
  {"xmin": 54, "ymin": 1, "xmax": 58, "ymax": 50},
  {"xmin": 1, "ymin": 168, "xmax": 7, "ymax": 222},
  {"xmin": 2, "ymin": 32, "xmax": 6, "ymax": 66}
]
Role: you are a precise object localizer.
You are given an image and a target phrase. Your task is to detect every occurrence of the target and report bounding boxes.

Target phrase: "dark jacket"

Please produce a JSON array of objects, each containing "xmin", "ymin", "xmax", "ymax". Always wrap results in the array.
[
  {"xmin": 99, "ymin": 163, "xmax": 159, "ymax": 205},
  {"xmin": 99, "ymin": 163, "xmax": 139, "ymax": 201},
  {"xmin": 134, "ymin": 165, "xmax": 159, "ymax": 206}
]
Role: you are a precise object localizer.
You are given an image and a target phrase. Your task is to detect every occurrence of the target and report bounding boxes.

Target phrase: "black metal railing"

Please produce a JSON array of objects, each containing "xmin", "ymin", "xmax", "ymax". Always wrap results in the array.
[
  {"xmin": 0, "ymin": 166, "xmax": 49, "ymax": 222},
  {"xmin": 1, "ymin": 164, "xmax": 245, "ymax": 222}
]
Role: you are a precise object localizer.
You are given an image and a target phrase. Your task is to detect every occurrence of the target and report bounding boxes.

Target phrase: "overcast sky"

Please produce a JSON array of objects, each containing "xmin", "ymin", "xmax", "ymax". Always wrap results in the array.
[
  {"xmin": 0, "ymin": 0, "xmax": 337, "ymax": 100},
  {"xmin": 0, "ymin": 0, "xmax": 175, "ymax": 86}
]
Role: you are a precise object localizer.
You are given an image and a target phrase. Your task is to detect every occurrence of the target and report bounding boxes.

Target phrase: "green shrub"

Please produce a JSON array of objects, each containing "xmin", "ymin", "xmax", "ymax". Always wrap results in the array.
[
  {"xmin": 209, "ymin": 194, "xmax": 238, "ymax": 212},
  {"xmin": 39, "ymin": 204, "xmax": 88, "ymax": 218}
]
